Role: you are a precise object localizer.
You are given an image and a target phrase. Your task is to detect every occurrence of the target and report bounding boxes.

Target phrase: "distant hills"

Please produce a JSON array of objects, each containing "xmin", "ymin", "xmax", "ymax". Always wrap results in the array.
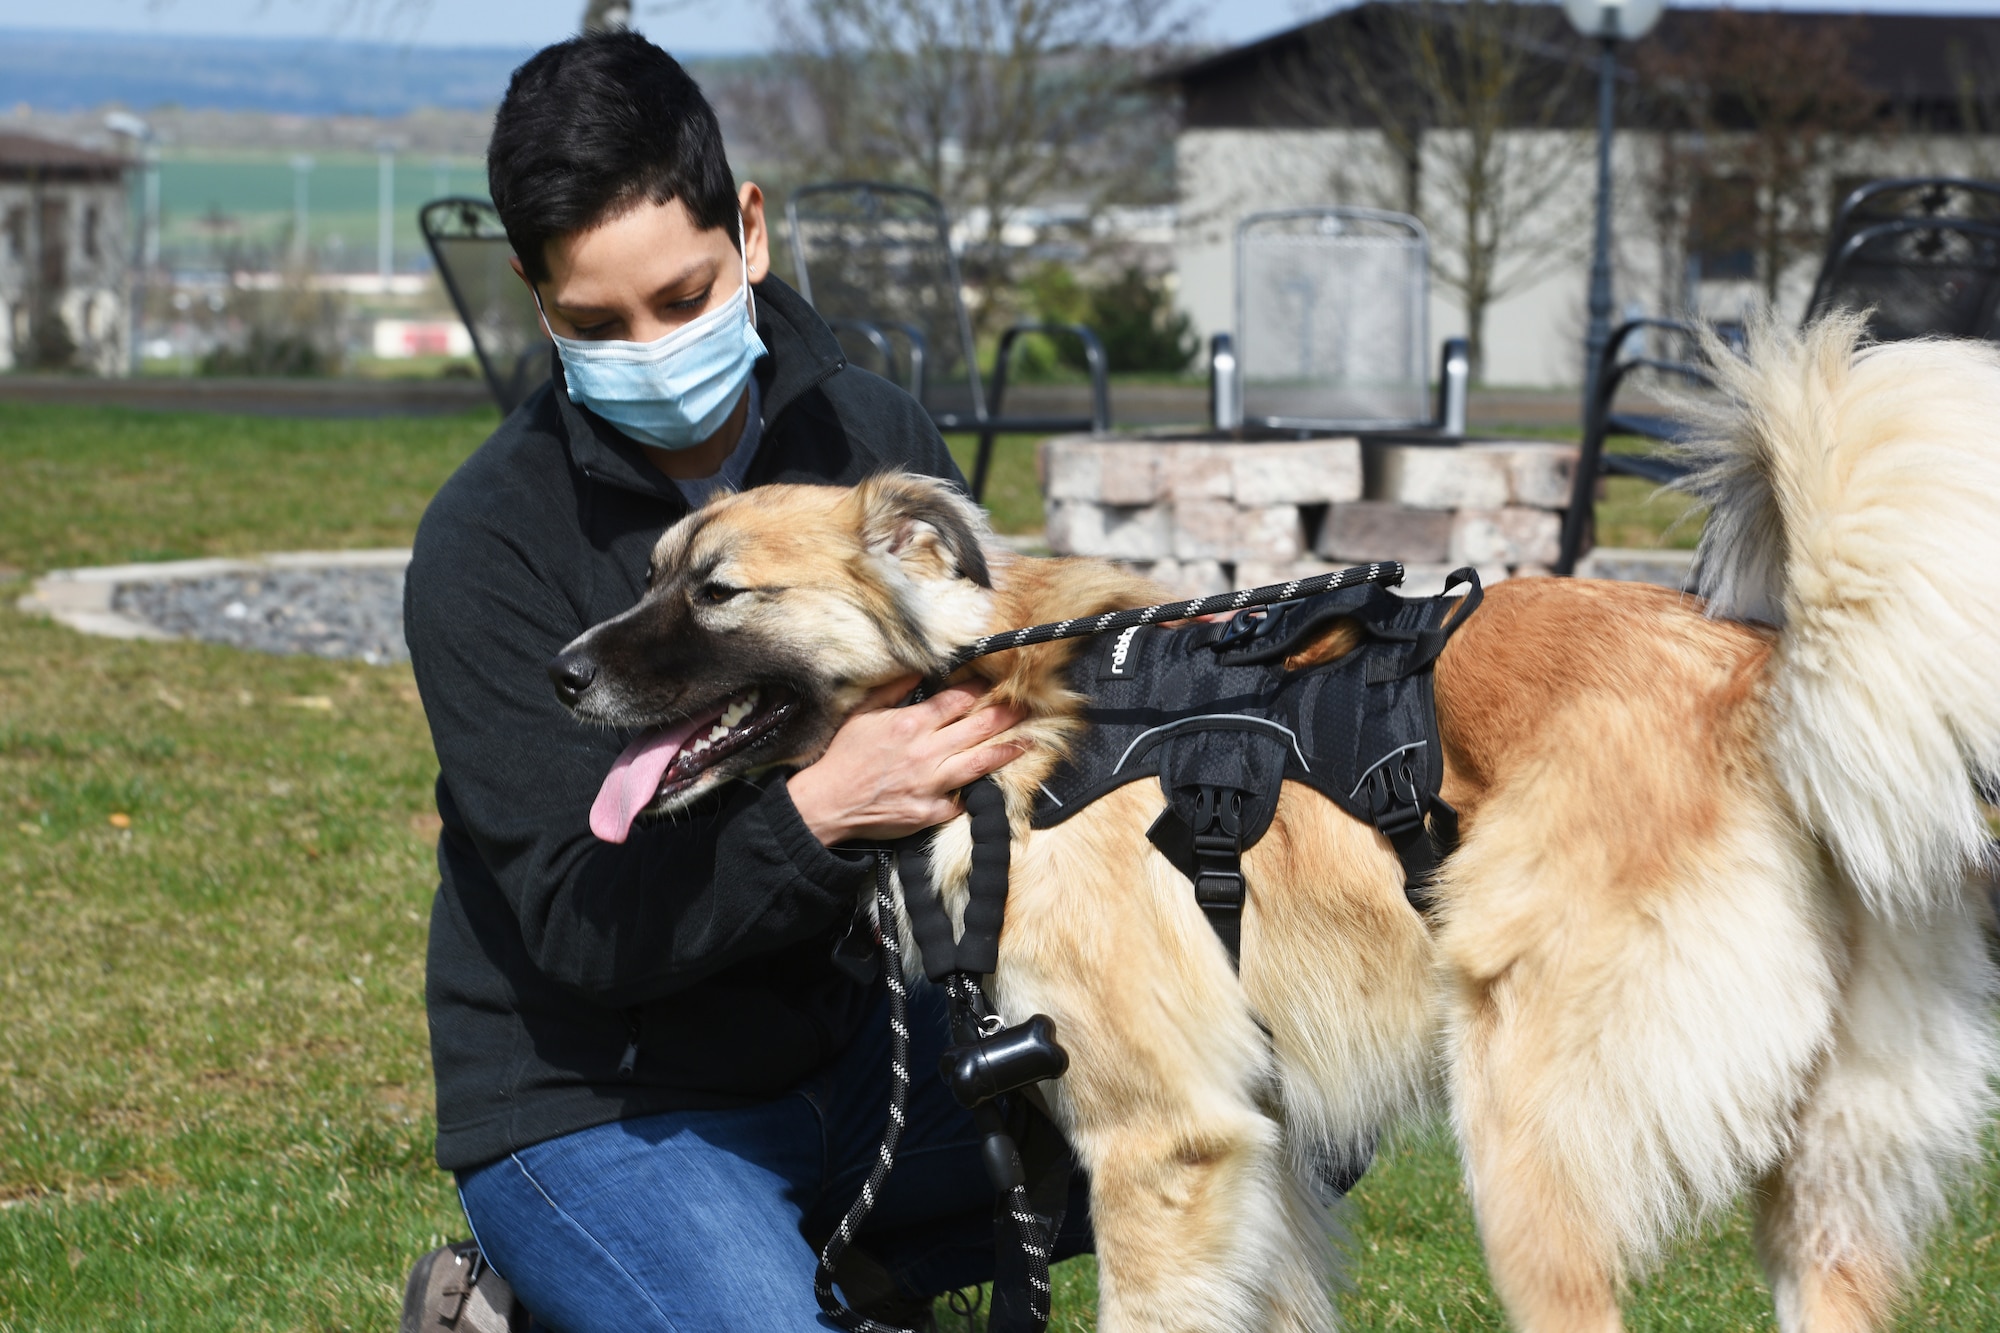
[{"xmin": 1, "ymin": 30, "xmax": 549, "ymax": 116}]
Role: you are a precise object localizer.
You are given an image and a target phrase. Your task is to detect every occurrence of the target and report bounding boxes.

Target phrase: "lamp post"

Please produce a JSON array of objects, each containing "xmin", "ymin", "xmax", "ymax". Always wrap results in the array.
[
  {"xmin": 376, "ymin": 140, "xmax": 398, "ymax": 292},
  {"xmin": 1563, "ymin": 0, "xmax": 1662, "ymax": 427},
  {"xmin": 105, "ymin": 112, "xmax": 157, "ymax": 374},
  {"xmin": 290, "ymin": 155, "xmax": 315, "ymax": 268}
]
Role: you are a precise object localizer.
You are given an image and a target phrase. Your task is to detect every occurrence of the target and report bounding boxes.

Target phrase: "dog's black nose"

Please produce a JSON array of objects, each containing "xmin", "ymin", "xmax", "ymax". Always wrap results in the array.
[{"xmin": 548, "ymin": 650, "xmax": 598, "ymax": 705}]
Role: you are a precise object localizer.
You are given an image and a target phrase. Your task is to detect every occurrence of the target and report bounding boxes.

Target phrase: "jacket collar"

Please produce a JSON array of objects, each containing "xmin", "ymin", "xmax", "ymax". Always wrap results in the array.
[{"xmin": 556, "ymin": 273, "xmax": 847, "ymax": 503}]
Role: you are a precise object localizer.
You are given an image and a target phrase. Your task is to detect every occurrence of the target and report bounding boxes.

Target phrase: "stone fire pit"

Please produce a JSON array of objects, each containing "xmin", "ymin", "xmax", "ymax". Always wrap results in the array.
[
  {"xmin": 18, "ymin": 550, "xmax": 412, "ymax": 663},
  {"xmin": 1040, "ymin": 433, "xmax": 1584, "ymax": 597}
]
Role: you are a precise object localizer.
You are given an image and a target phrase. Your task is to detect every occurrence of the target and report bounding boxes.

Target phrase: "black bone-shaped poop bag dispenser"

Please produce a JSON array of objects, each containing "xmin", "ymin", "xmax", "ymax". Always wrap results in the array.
[
  {"xmin": 910, "ymin": 779, "xmax": 1074, "ymax": 1199},
  {"xmin": 940, "ymin": 1014, "xmax": 1069, "ymax": 1110},
  {"xmin": 941, "ymin": 1014, "xmax": 1069, "ymax": 1195}
]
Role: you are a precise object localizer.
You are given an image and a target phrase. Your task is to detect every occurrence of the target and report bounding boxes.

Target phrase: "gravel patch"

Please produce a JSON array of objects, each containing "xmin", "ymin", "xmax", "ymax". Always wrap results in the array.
[{"xmin": 111, "ymin": 567, "xmax": 409, "ymax": 665}]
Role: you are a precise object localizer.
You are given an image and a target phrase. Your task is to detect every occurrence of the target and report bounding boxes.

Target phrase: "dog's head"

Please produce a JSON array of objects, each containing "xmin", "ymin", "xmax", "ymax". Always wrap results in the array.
[{"xmin": 550, "ymin": 473, "xmax": 996, "ymax": 840}]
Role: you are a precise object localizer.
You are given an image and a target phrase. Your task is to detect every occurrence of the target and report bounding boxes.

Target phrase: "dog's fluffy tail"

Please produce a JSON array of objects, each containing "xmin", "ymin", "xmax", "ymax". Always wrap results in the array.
[{"xmin": 1682, "ymin": 311, "xmax": 2000, "ymax": 916}]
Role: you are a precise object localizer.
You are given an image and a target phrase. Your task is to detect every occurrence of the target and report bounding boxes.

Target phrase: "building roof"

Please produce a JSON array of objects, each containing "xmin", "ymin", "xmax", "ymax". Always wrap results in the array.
[
  {"xmin": 0, "ymin": 132, "xmax": 130, "ymax": 182},
  {"xmin": 1155, "ymin": 3, "xmax": 2000, "ymax": 133}
]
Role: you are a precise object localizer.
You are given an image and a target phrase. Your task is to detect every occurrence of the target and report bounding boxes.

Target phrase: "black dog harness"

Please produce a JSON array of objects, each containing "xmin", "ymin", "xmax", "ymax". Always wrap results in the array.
[
  {"xmin": 1034, "ymin": 568, "xmax": 1482, "ymax": 957},
  {"xmin": 812, "ymin": 562, "xmax": 1480, "ymax": 1333}
]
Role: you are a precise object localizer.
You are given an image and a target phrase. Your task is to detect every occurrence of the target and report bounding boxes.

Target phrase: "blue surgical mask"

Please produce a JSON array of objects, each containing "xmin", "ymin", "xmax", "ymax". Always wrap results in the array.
[{"xmin": 539, "ymin": 219, "xmax": 767, "ymax": 451}]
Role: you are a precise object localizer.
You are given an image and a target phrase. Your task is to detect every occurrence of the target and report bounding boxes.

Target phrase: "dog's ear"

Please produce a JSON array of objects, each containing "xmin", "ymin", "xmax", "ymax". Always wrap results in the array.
[{"xmin": 848, "ymin": 472, "xmax": 992, "ymax": 588}]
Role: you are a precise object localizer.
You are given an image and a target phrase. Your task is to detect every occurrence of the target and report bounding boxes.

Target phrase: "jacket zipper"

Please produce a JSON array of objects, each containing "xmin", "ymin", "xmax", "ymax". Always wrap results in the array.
[{"xmin": 618, "ymin": 1008, "xmax": 641, "ymax": 1077}]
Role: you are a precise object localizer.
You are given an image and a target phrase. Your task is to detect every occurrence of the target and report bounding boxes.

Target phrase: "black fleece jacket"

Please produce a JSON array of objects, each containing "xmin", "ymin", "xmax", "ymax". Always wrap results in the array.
[{"xmin": 406, "ymin": 276, "xmax": 963, "ymax": 1172}]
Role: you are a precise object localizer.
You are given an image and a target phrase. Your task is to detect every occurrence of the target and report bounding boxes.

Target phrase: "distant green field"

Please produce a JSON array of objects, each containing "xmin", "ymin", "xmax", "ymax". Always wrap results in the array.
[{"xmin": 153, "ymin": 152, "xmax": 488, "ymax": 273}]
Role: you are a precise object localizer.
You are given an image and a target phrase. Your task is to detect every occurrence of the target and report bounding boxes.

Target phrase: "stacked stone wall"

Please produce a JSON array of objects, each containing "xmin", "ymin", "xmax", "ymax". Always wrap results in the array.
[{"xmin": 1040, "ymin": 434, "xmax": 1579, "ymax": 596}]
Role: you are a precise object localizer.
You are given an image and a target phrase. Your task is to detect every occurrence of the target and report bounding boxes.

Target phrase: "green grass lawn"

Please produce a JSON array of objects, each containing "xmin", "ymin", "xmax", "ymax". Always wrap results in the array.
[{"xmin": 1, "ymin": 403, "xmax": 1994, "ymax": 1331}]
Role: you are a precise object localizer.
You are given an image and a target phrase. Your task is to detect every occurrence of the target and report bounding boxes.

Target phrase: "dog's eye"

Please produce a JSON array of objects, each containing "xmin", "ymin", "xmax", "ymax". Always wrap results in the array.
[{"xmin": 699, "ymin": 582, "xmax": 743, "ymax": 605}]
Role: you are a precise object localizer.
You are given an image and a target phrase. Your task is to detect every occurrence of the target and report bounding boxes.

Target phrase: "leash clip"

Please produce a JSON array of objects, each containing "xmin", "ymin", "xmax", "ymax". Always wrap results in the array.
[{"xmin": 1210, "ymin": 600, "xmax": 1303, "ymax": 655}]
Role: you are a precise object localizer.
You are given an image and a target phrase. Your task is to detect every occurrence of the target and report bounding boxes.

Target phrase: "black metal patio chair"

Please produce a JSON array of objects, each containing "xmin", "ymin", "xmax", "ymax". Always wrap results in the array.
[
  {"xmin": 1807, "ymin": 216, "xmax": 2000, "ymax": 344},
  {"xmin": 1556, "ymin": 180, "xmax": 2000, "ymax": 575},
  {"xmin": 785, "ymin": 182, "xmax": 1110, "ymax": 502},
  {"xmin": 419, "ymin": 197, "xmax": 551, "ymax": 416}
]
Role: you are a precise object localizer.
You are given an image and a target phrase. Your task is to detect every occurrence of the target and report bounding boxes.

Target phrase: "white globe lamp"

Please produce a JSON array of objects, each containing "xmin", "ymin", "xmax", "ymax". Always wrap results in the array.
[{"xmin": 1562, "ymin": 0, "xmax": 1665, "ymax": 42}]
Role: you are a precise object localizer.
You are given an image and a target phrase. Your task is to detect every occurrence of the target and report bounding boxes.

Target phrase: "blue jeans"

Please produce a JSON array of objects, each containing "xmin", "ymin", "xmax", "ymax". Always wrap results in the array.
[{"xmin": 456, "ymin": 984, "xmax": 1090, "ymax": 1333}]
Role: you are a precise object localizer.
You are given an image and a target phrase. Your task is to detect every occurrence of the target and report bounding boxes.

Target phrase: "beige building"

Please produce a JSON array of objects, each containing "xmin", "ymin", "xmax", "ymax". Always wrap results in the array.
[
  {"xmin": 0, "ymin": 133, "xmax": 131, "ymax": 376},
  {"xmin": 1156, "ymin": 5, "xmax": 2000, "ymax": 390}
]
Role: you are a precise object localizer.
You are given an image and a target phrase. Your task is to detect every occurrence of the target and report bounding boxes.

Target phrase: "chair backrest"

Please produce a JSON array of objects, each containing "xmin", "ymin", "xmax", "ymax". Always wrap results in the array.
[
  {"xmin": 1807, "ymin": 217, "xmax": 2000, "ymax": 343},
  {"xmin": 786, "ymin": 182, "xmax": 983, "ymax": 423},
  {"xmin": 1235, "ymin": 208, "xmax": 1431, "ymax": 431},
  {"xmin": 419, "ymin": 197, "xmax": 552, "ymax": 415},
  {"xmin": 1830, "ymin": 177, "xmax": 2000, "ymax": 244}
]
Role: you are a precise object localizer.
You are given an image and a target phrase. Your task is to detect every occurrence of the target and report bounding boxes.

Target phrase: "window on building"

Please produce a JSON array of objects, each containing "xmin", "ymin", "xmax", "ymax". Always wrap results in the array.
[
  {"xmin": 3, "ymin": 207, "xmax": 24, "ymax": 262},
  {"xmin": 1690, "ymin": 175, "xmax": 1759, "ymax": 283},
  {"xmin": 84, "ymin": 205, "xmax": 100, "ymax": 262}
]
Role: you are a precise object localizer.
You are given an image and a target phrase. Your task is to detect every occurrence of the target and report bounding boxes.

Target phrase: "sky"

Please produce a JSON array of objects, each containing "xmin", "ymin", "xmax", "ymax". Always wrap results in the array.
[{"xmin": 1, "ymin": 0, "xmax": 1998, "ymax": 53}]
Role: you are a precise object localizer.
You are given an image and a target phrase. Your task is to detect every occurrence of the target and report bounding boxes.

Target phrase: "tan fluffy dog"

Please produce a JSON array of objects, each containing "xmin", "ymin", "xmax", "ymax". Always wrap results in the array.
[{"xmin": 557, "ymin": 313, "xmax": 2000, "ymax": 1332}]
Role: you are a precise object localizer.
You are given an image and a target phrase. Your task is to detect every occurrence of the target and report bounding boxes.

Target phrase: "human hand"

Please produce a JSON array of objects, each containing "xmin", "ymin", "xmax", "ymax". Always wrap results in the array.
[{"xmin": 787, "ymin": 678, "xmax": 1027, "ymax": 846}]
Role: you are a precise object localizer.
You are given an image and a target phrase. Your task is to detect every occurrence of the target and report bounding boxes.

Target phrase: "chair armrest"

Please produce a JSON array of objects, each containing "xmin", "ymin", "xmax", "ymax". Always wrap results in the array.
[
  {"xmin": 1434, "ymin": 337, "xmax": 1469, "ymax": 436},
  {"xmin": 990, "ymin": 322, "xmax": 1111, "ymax": 432},
  {"xmin": 1207, "ymin": 332, "xmax": 1240, "ymax": 432},
  {"xmin": 1601, "ymin": 452, "xmax": 1692, "ymax": 485},
  {"xmin": 823, "ymin": 318, "xmax": 902, "ymax": 388},
  {"xmin": 1558, "ymin": 317, "xmax": 1721, "ymax": 574}
]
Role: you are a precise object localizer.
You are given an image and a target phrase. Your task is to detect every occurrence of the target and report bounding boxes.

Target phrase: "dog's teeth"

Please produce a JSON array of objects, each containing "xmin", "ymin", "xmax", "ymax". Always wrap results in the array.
[
  {"xmin": 720, "ymin": 694, "xmax": 755, "ymax": 727},
  {"xmin": 707, "ymin": 722, "xmax": 731, "ymax": 742}
]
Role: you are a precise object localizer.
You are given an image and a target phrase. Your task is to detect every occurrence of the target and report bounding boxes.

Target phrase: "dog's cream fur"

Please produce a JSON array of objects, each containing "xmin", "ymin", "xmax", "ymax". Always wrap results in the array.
[{"xmin": 604, "ymin": 315, "xmax": 2000, "ymax": 1331}]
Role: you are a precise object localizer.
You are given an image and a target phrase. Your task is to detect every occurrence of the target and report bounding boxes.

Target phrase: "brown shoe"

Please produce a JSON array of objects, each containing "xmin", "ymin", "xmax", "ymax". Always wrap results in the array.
[{"xmin": 399, "ymin": 1241, "xmax": 531, "ymax": 1333}]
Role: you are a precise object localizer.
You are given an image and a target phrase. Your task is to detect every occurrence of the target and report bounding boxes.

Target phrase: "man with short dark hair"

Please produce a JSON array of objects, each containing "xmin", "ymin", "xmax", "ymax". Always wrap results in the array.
[{"xmin": 405, "ymin": 31, "xmax": 1083, "ymax": 1331}]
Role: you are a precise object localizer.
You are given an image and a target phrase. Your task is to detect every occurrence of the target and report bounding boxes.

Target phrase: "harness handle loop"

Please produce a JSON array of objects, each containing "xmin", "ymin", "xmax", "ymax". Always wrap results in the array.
[
  {"xmin": 955, "ymin": 777, "xmax": 1011, "ymax": 976},
  {"xmin": 939, "ymin": 562, "xmax": 1405, "ymax": 676}
]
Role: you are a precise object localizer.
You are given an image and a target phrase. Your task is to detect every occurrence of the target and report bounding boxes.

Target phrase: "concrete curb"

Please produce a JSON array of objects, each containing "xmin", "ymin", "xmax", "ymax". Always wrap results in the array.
[
  {"xmin": 1573, "ymin": 547, "xmax": 1697, "ymax": 589},
  {"xmin": 13, "ymin": 542, "xmax": 1693, "ymax": 646},
  {"xmin": 16, "ymin": 549, "xmax": 413, "ymax": 642}
]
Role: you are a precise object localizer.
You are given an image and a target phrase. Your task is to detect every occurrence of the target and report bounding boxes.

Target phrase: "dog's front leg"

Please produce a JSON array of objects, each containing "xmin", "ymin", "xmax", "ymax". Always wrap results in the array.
[{"xmin": 988, "ymin": 785, "xmax": 1337, "ymax": 1333}]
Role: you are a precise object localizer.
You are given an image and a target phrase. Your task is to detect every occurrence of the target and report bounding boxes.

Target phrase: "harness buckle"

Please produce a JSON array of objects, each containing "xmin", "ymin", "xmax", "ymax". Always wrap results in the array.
[
  {"xmin": 1365, "ymin": 765, "xmax": 1441, "ymax": 915},
  {"xmin": 1193, "ymin": 785, "xmax": 1244, "ymax": 839},
  {"xmin": 1187, "ymin": 787, "xmax": 1248, "ymax": 961}
]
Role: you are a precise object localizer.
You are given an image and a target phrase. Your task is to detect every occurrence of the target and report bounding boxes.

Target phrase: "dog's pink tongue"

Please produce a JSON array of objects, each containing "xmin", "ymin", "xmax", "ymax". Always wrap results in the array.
[{"xmin": 590, "ymin": 716, "xmax": 706, "ymax": 844}]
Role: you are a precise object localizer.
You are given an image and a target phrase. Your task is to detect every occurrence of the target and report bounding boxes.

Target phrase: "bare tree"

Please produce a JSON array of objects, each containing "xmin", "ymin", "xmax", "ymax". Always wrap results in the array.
[
  {"xmin": 757, "ymin": 0, "xmax": 1189, "ymax": 334},
  {"xmin": 1638, "ymin": 10, "xmax": 1881, "ymax": 306},
  {"xmin": 582, "ymin": 0, "xmax": 632, "ymax": 33},
  {"xmin": 1269, "ymin": 1, "xmax": 1591, "ymax": 380}
]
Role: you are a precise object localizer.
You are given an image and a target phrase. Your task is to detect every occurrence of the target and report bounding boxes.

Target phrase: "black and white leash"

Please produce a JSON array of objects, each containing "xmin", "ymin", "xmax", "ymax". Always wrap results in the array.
[
  {"xmin": 939, "ymin": 561, "xmax": 1407, "ymax": 674},
  {"xmin": 813, "ymin": 850, "xmax": 918, "ymax": 1333},
  {"xmin": 812, "ymin": 867, "xmax": 1056, "ymax": 1333}
]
